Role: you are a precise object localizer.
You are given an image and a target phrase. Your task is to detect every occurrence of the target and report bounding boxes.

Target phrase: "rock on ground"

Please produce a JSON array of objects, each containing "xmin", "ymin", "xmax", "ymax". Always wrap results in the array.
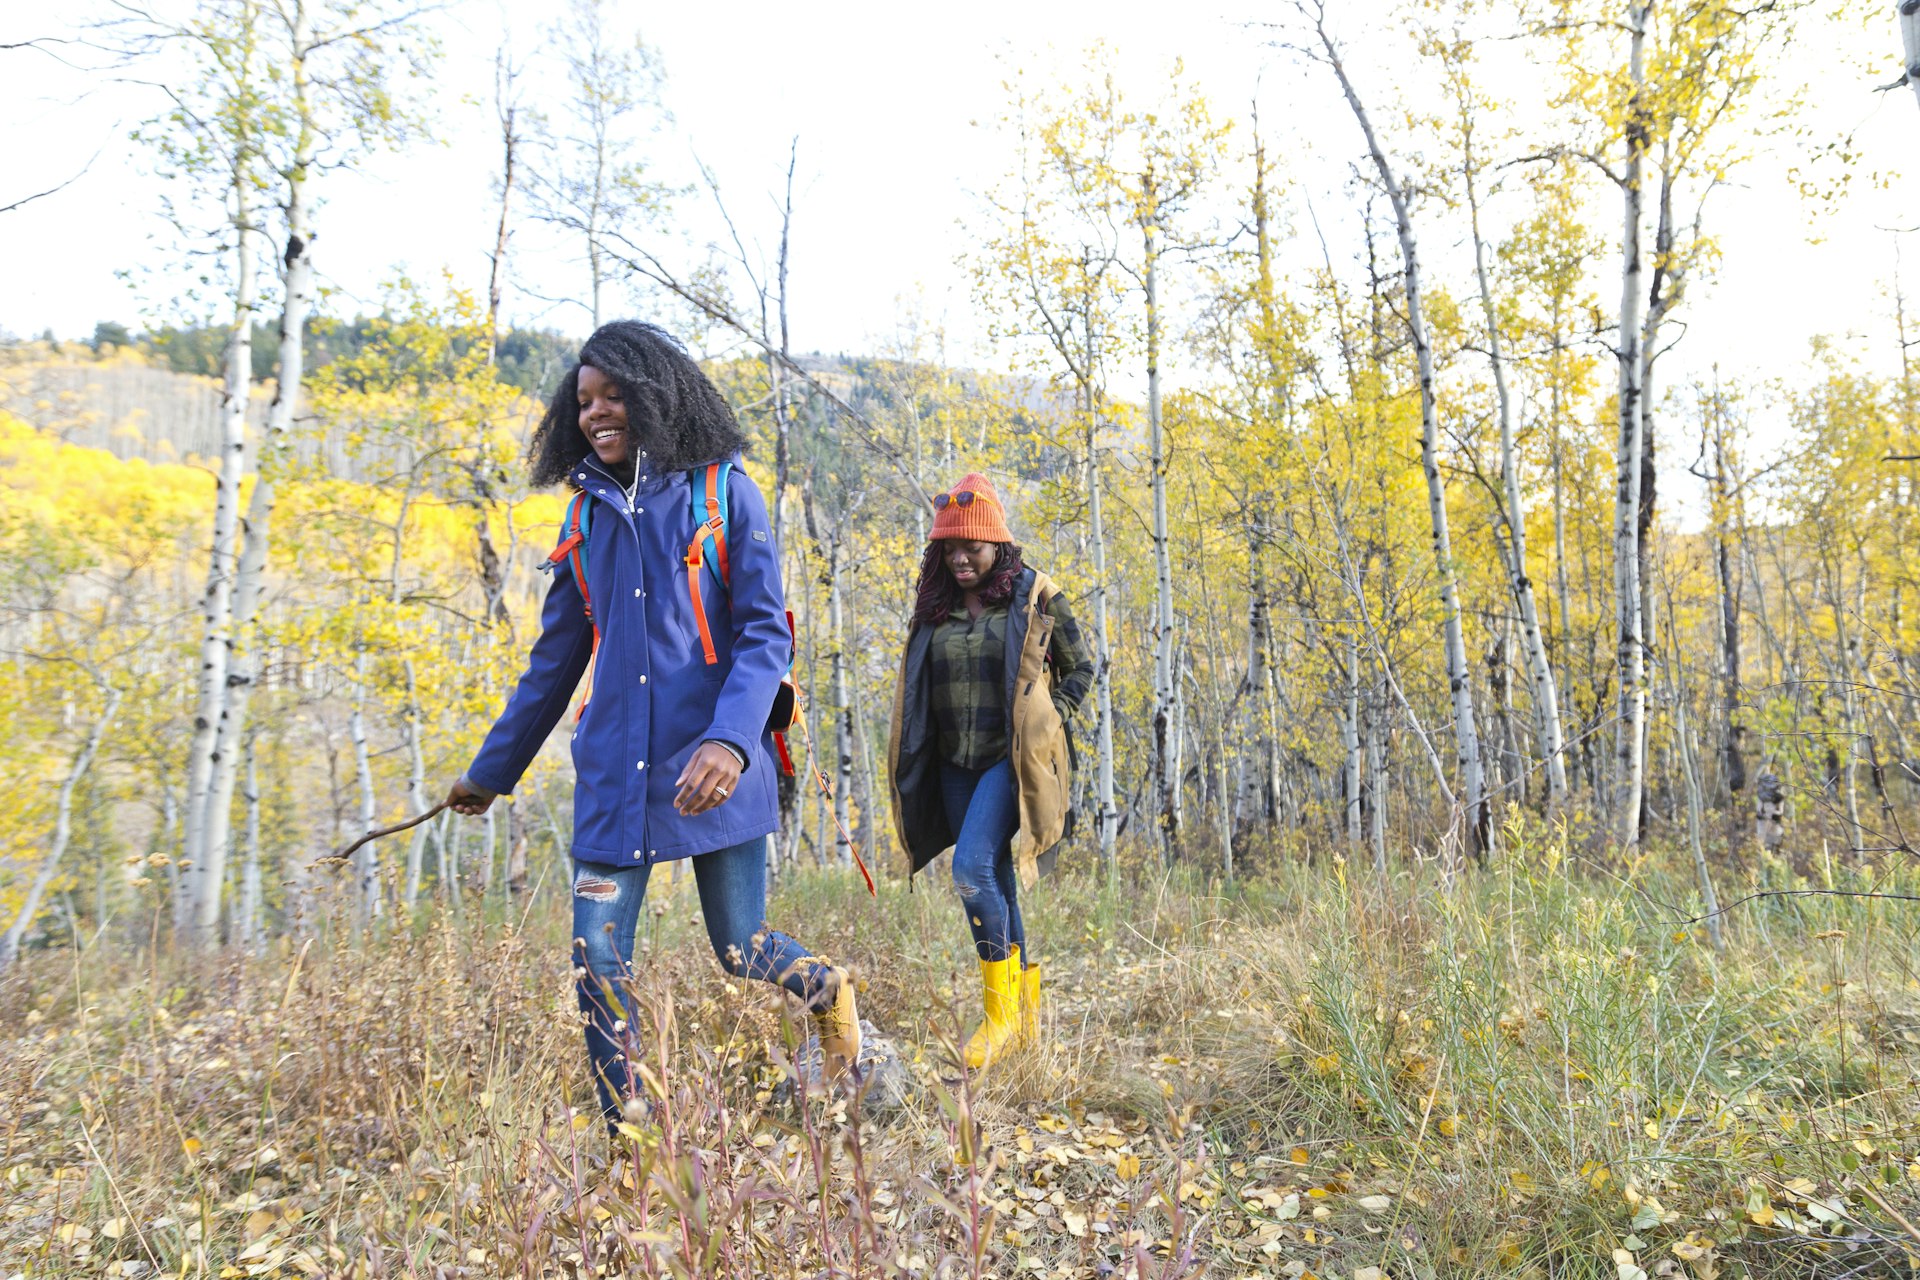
[{"xmin": 781, "ymin": 1019, "xmax": 912, "ymax": 1113}]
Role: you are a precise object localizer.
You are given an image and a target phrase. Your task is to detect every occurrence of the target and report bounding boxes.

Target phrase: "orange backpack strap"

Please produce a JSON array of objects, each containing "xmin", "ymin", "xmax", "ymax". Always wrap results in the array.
[
  {"xmin": 542, "ymin": 491, "xmax": 601, "ymax": 715},
  {"xmin": 543, "ymin": 491, "xmax": 596, "ymax": 624}
]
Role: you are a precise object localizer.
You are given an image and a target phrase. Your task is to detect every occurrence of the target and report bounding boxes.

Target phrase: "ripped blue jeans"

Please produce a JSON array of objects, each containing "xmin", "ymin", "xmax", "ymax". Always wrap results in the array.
[
  {"xmin": 571, "ymin": 836, "xmax": 823, "ymax": 1120},
  {"xmin": 939, "ymin": 758, "xmax": 1027, "ymax": 964}
]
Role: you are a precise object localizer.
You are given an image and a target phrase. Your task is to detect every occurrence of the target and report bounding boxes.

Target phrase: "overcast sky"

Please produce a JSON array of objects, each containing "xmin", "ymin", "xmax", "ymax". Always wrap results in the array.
[{"xmin": 4, "ymin": 0, "xmax": 1915, "ymax": 425}]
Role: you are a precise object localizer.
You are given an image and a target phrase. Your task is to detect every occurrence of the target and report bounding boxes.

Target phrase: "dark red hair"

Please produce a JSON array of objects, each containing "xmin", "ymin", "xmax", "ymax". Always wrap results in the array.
[{"xmin": 911, "ymin": 541, "xmax": 1024, "ymax": 628}]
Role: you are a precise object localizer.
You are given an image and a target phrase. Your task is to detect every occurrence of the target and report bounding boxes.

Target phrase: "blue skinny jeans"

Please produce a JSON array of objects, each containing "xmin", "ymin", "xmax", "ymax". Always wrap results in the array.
[
  {"xmin": 939, "ymin": 758, "xmax": 1027, "ymax": 965},
  {"xmin": 571, "ymin": 836, "xmax": 822, "ymax": 1120}
]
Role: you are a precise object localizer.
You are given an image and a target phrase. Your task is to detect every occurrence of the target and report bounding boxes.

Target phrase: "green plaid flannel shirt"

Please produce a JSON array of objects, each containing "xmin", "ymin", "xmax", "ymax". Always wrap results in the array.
[{"xmin": 929, "ymin": 591, "xmax": 1093, "ymax": 769}]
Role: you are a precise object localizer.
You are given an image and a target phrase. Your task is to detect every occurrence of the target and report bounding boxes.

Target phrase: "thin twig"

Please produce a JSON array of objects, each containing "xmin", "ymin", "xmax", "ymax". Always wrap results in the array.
[
  {"xmin": 1681, "ymin": 888, "xmax": 1920, "ymax": 925},
  {"xmin": 313, "ymin": 800, "xmax": 449, "ymax": 867}
]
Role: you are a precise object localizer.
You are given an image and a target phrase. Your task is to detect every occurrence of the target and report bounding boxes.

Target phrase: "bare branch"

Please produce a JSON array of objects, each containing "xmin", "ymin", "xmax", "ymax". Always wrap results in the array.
[{"xmin": 0, "ymin": 150, "xmax": 99, "ymax": 215}]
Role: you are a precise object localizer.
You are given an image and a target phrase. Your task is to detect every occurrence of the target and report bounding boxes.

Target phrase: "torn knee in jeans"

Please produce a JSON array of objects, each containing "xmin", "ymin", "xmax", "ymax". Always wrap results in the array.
[{"xmin": 573, "ymin": 871, "xmax": 620, "ymax": 902}]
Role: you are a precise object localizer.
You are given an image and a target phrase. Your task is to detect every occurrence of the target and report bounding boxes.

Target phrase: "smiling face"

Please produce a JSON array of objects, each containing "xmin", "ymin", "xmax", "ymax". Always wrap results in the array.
[
  {"xmin": 577, "ymin": 363, "xmax": 630, "ymax": 467},
  {"xmin": 943, "ymin": 539, "xmax": 998, "ymax": 592}
]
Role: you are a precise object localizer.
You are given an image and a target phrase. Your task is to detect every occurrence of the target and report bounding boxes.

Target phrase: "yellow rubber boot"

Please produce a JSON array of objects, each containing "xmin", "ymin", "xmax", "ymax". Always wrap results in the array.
[
  {"xmin": 1019, "ymin": 960, "xmax": 1042, "ymax": 1043},
  {"xmin": 963, "ymin": 944, "xmax": 1023, "ymax": 1071},
  {"xmin": 810, "ymin": 963, "xmax": 862, "ymax": 1087}
]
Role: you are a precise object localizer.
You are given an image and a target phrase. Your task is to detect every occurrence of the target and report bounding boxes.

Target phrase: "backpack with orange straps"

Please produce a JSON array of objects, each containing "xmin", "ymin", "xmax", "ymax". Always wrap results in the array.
[{"xmin": 543, "ymin": 461, "xmax": 802, "ymax": 777}]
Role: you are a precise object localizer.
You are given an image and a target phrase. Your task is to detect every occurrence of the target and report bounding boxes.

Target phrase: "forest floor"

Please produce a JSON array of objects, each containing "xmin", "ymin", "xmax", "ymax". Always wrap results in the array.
[{"xmin": 5, "ymin": 827, "xmax": 1920, "ymax": 1280}]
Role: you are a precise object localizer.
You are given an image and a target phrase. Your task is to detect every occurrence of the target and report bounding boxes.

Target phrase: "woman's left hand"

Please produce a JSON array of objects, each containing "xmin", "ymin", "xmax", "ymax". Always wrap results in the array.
[{"xmin": 674, "ymin": 741, "xmax": 744, "ymax": 816}]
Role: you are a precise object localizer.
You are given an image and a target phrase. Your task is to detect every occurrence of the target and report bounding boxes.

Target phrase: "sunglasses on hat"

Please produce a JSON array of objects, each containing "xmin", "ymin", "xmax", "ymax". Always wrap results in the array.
[{"xmin": 933, "ymin": 490, "xmax": 981, "ymax": 510}]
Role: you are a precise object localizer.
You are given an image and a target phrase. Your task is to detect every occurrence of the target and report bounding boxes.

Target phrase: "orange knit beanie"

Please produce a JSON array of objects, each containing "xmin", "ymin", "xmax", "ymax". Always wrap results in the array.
[{"xmin": 928, "ymin": 472, "xmax": 1014, "ymax": 543}]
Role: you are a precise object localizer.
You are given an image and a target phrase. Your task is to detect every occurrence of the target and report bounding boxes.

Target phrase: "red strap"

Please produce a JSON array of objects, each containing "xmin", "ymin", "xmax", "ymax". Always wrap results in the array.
[
  {"xmin": 795, "ymin": 704, "xmax": 874, "ymax": 896},
  {"xmin": 772, "ymin": 731, "xmax": 795, "ymax": 776}
]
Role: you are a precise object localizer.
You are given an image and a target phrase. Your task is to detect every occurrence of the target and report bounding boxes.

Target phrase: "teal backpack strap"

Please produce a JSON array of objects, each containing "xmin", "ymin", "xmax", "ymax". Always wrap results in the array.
[{"xmin": 688, "ymin": 461, "xmax": 733, "ymax": 587}]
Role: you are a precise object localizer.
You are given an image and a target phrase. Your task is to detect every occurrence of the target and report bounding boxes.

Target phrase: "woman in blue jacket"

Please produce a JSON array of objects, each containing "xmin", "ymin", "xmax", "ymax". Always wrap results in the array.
[{"xmin": 445, "ymin": 321, "xmax": 860, "ymax": 1124}]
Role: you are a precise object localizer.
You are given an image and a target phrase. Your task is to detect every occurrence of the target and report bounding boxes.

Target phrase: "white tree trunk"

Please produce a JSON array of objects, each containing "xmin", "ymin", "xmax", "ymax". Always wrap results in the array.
[
  {"xmin": 350, "ymin": 662, "xmax": 381, "ymax": 926},
  {"xmin": 1, "ymin": 687, "xmax": 119, "ymax": 970},
  {"xmin": 1145, "ymin": 193, "xmax": 1182, "ymax": 854},
  {"xmin": 829, "ymin": 539, "xmax": 853, "ymax": 868},
  {"xmin": 1216, "ymin": 752, "xmax": 1235, "ymax": 883},
  {"xmin": 182, "ymin": 178, "xmax": 260, "ymax": 917},
  {"xmin": 1343, "ymin": 637, "xmax": 1363, "ymax": 847},
  {"xmin": 1082, "ymin": 310, "xmax": 1120, "ymax": 879},
  {"xmin": 480, "ymin": 805, "xmax": 499, "ymax": 899},
  {"xmin": 1087, "ymin": 428, "xmax": 1119, "ymax": 878},
  {"xmin": 436, "ymin": 808, "xmax": 462, "ymax": 912},
  {"xmin": 1236, "ymin": 551, "xmax": 1278, "ymax": 822},
  {"xmin": 401, "ymin": 658, "xmax": 431, "ymax": 910},
  {"xmin": 239, "ymin": 732, "xmax": 264, "ymax": 952},
  {"xmin": 1368, "ymin": 680, "xmax": 1389, "ymax": 876},
  {"xmin": 1322, "ymin": 25, "xmax": 1489, "ymax": 858},
  {"xmin": 1901, "ymin": 1, "xmax": 1920, "ymax": 114},
  {"xmin": 1465, "ymin": 148, "xmax": 1569, "ymax": 811},
  {"xmin": 1614, "ymin": 1, "xmax": 1653, "ymax": 847},
  {"xmin": 1670, "ymin": 646, "xmax": 1724, "ymax": 950},
  {"xmin": 1550, "ymin": 365, "xmax": 1575, "ymax": 709},
  {"xmin": 191, "ymin": 9, "xmax": 316, "ymax": 943},
  {"xmin": 487, "ymin": 53, "xmax": 519, "ymax": 363}
]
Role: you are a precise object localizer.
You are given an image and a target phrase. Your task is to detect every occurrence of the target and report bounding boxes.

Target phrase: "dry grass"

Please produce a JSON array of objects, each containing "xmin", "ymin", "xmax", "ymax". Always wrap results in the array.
[{"xmin": 4, "ymin": 830, "xmax": 1920, "ymax": 1279}]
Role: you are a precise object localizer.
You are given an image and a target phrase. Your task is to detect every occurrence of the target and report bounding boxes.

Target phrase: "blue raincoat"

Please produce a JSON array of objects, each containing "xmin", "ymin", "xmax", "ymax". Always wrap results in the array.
[{"xmin": 464, "ymin": 453, "xmax": 789, "ymax": 866}]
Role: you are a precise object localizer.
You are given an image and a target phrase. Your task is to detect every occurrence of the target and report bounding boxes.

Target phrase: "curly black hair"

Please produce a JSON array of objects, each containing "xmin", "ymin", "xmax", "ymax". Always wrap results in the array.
[
  {"xmin": 910, "ymin": 540, "xmax": 1025, "ymax": 628},
  {"xmin": 526, "ymin": 321, "xmax": 748, "ymax": 489}
]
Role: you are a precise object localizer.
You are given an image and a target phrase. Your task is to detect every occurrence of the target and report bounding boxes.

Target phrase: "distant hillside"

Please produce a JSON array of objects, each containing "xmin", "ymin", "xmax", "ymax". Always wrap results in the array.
[
  {"xmin": 0, "ymin": 351, "xmax": 540, "ymax": 483},
  {"xmin": 2, "ymin": 354, "xmax": 264, "ymax": 465}
]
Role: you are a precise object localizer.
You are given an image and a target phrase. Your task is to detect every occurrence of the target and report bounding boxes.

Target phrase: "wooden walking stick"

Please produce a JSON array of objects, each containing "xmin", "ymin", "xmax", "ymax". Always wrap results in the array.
[{"xmin": 311, "ymin": 801, "xmax": 451, "ymax": 868}]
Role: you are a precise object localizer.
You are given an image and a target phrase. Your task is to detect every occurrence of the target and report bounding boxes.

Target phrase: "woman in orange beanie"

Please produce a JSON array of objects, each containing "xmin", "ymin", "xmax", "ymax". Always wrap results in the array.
[{"xmin": 886, "ymin": 473, "xmax": 1095, "ymax": 1069}]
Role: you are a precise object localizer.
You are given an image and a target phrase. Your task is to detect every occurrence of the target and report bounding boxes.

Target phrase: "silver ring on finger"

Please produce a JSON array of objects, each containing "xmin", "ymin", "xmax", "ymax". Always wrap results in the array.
[{"xmin": 713, "ymin": 786, "xmax": 729, "ymax": 798}]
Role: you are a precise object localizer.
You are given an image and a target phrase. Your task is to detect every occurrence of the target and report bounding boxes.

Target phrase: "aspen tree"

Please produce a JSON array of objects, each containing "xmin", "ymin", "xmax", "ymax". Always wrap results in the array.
[
  {"xmin": 1539, "ymin": 0, "xmax": 1805, "ymax": 839},
  {"xmin": 190, "ymin": 0, "xmax": 432, "ymax": 941},
  {"xmin": 1691, "ymin": 380, "xmax": 1748, "ymax": 798},
  {"xmin": 1113, "ymin": 66, "xmax": 1226, "ymax": 857},
  {"xmin": 238, "ymin": 730, "xmax": 264, "ymax": 952},
  {"xmin": 972, "ymin": 75, "xmax": 1128, "ymax": 873},
  {"xmin": 1307, "ymin": 1, "xmax": 1491, "ymax": 858},
  {"xmin": 982, "ymin": 51, "xmax": 1224, "ymax": 857},
  {"xmin": 1613, "ymin": 1, "xmax": 1653, "ymax": 846},
  {"xmin": 487, "ymin": 48, "xmax": 527, "ymax": 365},
  {"xmin": 138, "ymin": 0, "xmax": 271, "ymax": 925},
  {"xmin": 1439, "ymin": 30, "xmax": 1570, "ymax": 811},
  {"xmin": 531, "ymin": 0, "xmax": 669, "ymax": 329},
  {"xmin": 0, "ymin": 682, "xmax": 119, "ymax": 971}
]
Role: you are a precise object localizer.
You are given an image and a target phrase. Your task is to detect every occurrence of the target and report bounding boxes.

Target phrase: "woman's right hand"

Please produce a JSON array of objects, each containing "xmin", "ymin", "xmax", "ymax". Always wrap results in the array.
[{"xmin": 446, "ymin": 775, "xmax": 497, "ymax": 816}]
